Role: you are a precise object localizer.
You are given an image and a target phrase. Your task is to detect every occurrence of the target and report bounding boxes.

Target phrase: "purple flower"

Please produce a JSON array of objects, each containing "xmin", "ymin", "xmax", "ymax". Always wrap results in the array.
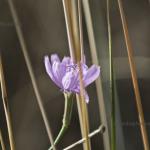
[{"xmin": 44, "ymin": 54, "xmax": 100, "ymax": 103}]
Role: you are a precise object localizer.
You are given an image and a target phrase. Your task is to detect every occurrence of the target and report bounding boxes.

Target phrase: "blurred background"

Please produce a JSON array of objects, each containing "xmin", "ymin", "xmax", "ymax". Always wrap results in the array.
[{"xmin": 0, "ymin": 0, "xmax": 150, "ymax": 149}]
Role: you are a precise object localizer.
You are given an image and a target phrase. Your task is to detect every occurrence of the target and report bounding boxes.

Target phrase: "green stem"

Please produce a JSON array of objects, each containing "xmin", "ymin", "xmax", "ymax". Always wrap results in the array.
[
  {"xmin": 106, "ymin": 0, "xmax": 116, "ymax": 149},
  {"xmin": 49, "ymin": 93, "xmax": 74, "ymax": 150}
]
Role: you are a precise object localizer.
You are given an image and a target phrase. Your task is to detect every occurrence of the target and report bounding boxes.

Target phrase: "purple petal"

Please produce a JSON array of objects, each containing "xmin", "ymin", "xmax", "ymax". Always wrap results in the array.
[
  {"xmin": 44, "ymin": 56, "xmax": 54, "ymax": 80},
  {"xmin": 44, "ymin": 56, "xmax": 62, "ymax": 87},
  {"xmin": 62, "ymin": 72, "xmax": 73, "ymax": 90},
  {"xmin": 84, "ymin": 90, "xmax": 89, "ymax": 103},
  {"xmin": 84, "ymin": 65, "xmax": 100, "ymax": 87},
  {"xmin": 82, "ymin": 63, "xmax": 88, "ymax": 76},
  {"xmin": 62, "ymin": 56, "xmax": 71, "ymax": 65},
  {"xmin": 52, "ymin": 62, "xmax": 63, "ymax": 88},
  {"xmin": 68, "ymin": 71, "xmax": 79, "ymax": 91},
  {"xmin": 51, "ymin": 54, "xmax": 60, "ymax": 64}
]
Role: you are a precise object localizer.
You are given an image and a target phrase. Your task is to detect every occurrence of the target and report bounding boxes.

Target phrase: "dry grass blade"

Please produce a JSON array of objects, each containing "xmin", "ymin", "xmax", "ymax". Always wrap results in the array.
[
  {"xmin": 63, "ymin": 125, "xmax": 105, "ymax": 150},
  {"xmin": 6, "ymin": 0, "xmax": 56, "ymax": 149},
  {"xmin": 77, "ymin": 0, "xmax": 91, "ymax": 149},
  {"xmin": 62, "ymin": 0, "xmax": 76, "ymax": 60},
  {"xmin": 82, "ymin": 0, "xmax": 111, "ymax": 150},
  {"xmin": 62, "ymin": 0, "xmax": 91, "ymax": 149},
  {"xmin": 0, "ymin": 128, "xmax": 6, "ymax": 150},
  {"xmin": 117, "ymin": 0, "xmax": 150, "ymax": 150},
  {"xmin": 0, "ymin": 55, "xmax": 15, "ymax": 150}
]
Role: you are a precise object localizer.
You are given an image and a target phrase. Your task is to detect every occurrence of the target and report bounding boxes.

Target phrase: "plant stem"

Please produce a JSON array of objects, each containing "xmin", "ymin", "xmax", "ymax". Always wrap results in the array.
[
  {"xmin": 82, "ymin": 0, "xmax": 111, "ymax": 150},
  {"xmin": 63, "ymin": 125, "xmax": 105, "ymax": 150},
  {"xmin": 6, "ymin": 0, "xmax": 55, "ymax": 148},
  {"xmin": 49, "ymin": 93, "xmax": 74, "ymax": 150},
  {"xmin": 0, "ymin": 128, "xmax": 6, "ymax": 150},
  {"xmin": 106, "ymin": 0, "xmax": 116, "ymax": 149},
  {"xmin": 117, "ymin": 0, "xmax": 150, "ymax": 150},
  {"xmin": 62, "ymin": 0, "xmax": 91, "ymax": 149},
  {"xmin": 0, "ymin": 55, "xmax": 15, "ymax": 150}
]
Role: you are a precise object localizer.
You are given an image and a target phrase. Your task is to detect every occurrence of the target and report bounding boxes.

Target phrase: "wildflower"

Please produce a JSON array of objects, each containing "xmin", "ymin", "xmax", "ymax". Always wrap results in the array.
[{"xmin": 44, "ymin": 54, "xmax": 100, "ymax": 103}]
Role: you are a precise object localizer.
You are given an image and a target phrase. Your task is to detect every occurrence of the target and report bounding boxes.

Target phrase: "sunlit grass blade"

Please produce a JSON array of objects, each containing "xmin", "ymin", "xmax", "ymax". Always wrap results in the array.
[
  {"xmin": 63, "ymin": 125, "xmax": 105, "ymax": 150},
  {"xmin": 0, "ymin": 128, "xmax": 6, "ymax": 150},
  {"xmin": 62, "ymin": 0, "xmax": 91, "ymax": 149},
  {"xmin": 82, "ymin": 0, "xmax": 111, "ymax": 150},
  {"xmin": 0, "ymin": 55, "xmax": 15, "ymax": 150}
]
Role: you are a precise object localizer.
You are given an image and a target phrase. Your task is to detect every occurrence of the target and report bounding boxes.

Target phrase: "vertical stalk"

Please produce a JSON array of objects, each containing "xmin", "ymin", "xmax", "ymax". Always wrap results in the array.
[
  {"xmin": 0, "ymin": 55, "xmax": 15, "ymax": 150},
  {"xmin": 62, "ymin": 0, "xmax": 91, "ymax": 149},
  {"xmin": 6, "ymin": 0, "xmax": 55, "ymax": 149},
  {"xmin": 117, "ymin": 0, "xmax": 150, "ymax": 150},
  {"xmin": 106, "ymin": 0, "xmax": 116, "ymax": 149},
  {"xmin": 0, "ymin": 128, "xmax": 6, "ymax": 150},
  {"xmin": 77, "ymin": 0, "xmax": 91, "ymax": 149},
  {"xmin": 82, "ymin": 0, "xmax": 111, "ymax": 150}
]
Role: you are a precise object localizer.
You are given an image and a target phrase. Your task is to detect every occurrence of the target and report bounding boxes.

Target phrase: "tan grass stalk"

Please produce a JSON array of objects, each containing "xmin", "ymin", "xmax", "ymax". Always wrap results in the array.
[
  {"xmin": 77, "ymin": 0, "xmax": 91, "ymax": 149},
  {"xmin": 117, "ymin": 0, "xmax": 150, "ymax": 150},
  {"xmin": 62, "ymin": 0, "xmax": 91, "ymax": 149},
  {"xmin": 0, "ymin": 128, "xmax": 6, "ymax": 150},
  {"xmin": 0, "ymin": 55, "xmax": 15, "ymax": 150},
  {"xmin": 82, "ymin": 0, "xmax": 111, "ymax": 150},
  {"xmin": 63, "ymin": 125, "xmax": 105, "ymax": 150},
  {"xmin": 6, "ymin": 0, "xmax": 55, "ymax": 149}
]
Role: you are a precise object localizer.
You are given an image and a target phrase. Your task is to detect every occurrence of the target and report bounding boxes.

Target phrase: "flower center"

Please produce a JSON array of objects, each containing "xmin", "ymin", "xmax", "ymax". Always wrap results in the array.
[{"xmin": 66, "ymin": 64, "xmax": 78, "ymax": 72}]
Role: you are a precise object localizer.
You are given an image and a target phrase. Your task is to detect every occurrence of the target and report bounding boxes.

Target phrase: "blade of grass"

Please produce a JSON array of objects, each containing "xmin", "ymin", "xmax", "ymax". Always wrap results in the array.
[
  {"xmin": 0, "ymin": 55, "xmax": 15, "ymax": 150},
  {"xmin": 6, "ymin": 0, "xmax": 55, "ymax": 149},
  {"xmin": 117, "ymin": 0, "xmax": 150, "ymax": 150},
  {"xmin": 82, "ymin": 0, "xmax": 111, "ymax": 150},
  {"xmin": 62, "ymin": 0, "xmax": 91, "ymax": 149},
  {"xmin": 106, "ymin": 0, "xmax": 116, "ymax": 149},
  {"xmin": 62, "ymin": 0, "xmax": 76, "ymax": 60},
  {"xmin": 63, "ymin": 125, "xmax": 105, "ymax": 150},
  {"xmin": 77, "ymin": 0, "xmax": 91, "ymax": 149},
  {"xmin": 0, "ymin": 128, "xmax": 6, "ymax": 150}
]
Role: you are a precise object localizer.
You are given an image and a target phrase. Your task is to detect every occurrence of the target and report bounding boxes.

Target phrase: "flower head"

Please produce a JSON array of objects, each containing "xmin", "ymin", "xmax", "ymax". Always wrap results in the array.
[{"xmin": 44, "ymin": 54, "xmax": 100, "ymax": 103}]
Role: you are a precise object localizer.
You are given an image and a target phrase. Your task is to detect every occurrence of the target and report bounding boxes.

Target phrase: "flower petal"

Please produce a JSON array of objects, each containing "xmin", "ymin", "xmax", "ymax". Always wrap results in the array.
[
  {"xmin": 84, "ymin": 65, "xmax": 100, "ymax": 87},
  {"xmin": 62, "ymin": 56, "xmax": 71, "ymax": 65},
  {"xmin": 44, "ymin": 56, "xmax": 62, "ymax": 87},
  {"xmin": 52, "ymin": 62, "xmax": 63, "ymax": 88},
  {"xmin": 82, "ymin": 63, "xmax": 88, "ymax": 76},
  {"xmin": 62, "ymin": 72, "xmax": 73, "ymax": 90},
  {"xmin": 68, "ymin": 71, "xmax": 79, "ymax": 91},
  {"xmin": 44, "ymin": 56, "xmax": 54, "ymax": 79},
  {"xmin": 51, "ymin": 54, "xmax": 60, "ymax": 64},
  {"xmin": 84, "ymin": 90, "xmax": 89, "ymax": 103}
]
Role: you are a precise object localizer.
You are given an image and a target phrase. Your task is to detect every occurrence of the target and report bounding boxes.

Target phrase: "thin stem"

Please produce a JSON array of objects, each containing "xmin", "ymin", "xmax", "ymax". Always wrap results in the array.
[
  {"xmin": 0, "ymin": 55, "xmax": 15, "ymax": 150},
  {"xmin": 62, "ymin": 0, "xmax": 91, "ymax": 149},
  {"xmin": 62, "ymin": 0, "xmax": 76, "ymax": 60},
  {"xmin": 77, "ymin": 1, "xmax": 91, "ymax": 150},
  {"xmin": 49, "ymin": 93, "xmax": 74, "ymax": 150},
  {"xmin": 63, "ymin": 125, "xmax": 105, "ymax": 150},
  {"xmin": 6, "ymin": 0, "xmax": 55, "ymax": 149},
  {"xmin": 82, "ymin": 0, "xmax": 111, "ymax": 150},
  {"xmin": 117, "ymin": 0, "xmax": 150, "ymax": 150},
  {"xmin": 0, "ymin": 128, "xmax": 6, "ymax": 150},
  {"xmin": 106, "ymin": 0, "xmax": 116, "ymax": 150}
]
